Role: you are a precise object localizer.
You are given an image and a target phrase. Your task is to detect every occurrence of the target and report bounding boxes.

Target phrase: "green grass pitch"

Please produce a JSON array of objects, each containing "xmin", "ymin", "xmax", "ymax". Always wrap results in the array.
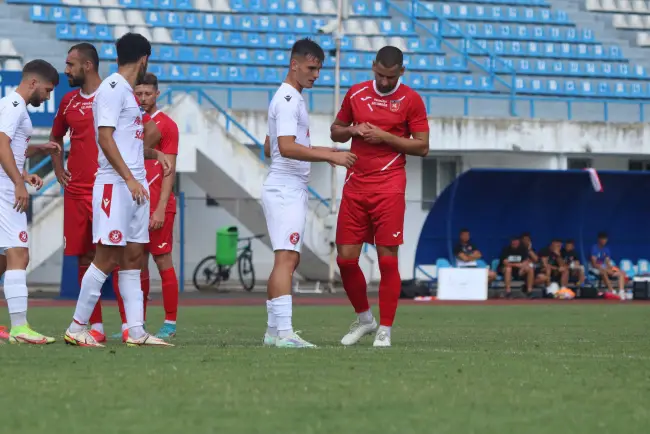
[{"xmin": 1, "ymin": 303, "xmax": 649, "ymax": 434}]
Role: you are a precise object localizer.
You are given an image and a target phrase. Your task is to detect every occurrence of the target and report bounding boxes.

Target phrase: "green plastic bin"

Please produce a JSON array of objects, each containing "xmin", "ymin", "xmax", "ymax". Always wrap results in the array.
[{"xmin": 216, "ymin": 226, "xmax": 238, "ymax": 266}]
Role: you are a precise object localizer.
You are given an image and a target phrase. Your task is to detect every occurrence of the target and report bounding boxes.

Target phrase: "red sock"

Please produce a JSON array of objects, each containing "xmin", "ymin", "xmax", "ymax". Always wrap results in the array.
[
  {"xmin": 160, "ymin": 267, "xmax": 179, "ymax": 322},
  {"xmin": 378, "ymin": 256, "xmax": 401, "ymax": 327},
  {"xmin": 141, "ymin": 269, "xmax": 150, "ymax": 321},
  {"xmin": 81, "ymin": 263, "xmax": 103, "ymax": 325},
  {"xmin": 337, "ymin": 257, "xmax": 370, "ymax": 313},
  {"xmin": 113, "ymin": 267, "xmax": 127, "ymax": 325}
]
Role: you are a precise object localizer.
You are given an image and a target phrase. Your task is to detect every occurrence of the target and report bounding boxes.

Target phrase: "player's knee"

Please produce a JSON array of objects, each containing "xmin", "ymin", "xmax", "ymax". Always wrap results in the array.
[
  {"xmin": 273, "ymin": 250, "xmax": 300, "ymax": 271},
  {"xmin": 6, "ymin": 247, "xmax": 29, "ymax": 269},
  {"xmin": 376, "ymin": 245, "xmax": 399, "ymax": 258},
  {"xmin": 336, "ymin": 244, "xmax": 363, "ymax": 260},
  {"xmin": 79, "ymin": 251, "xmax": 94, "ymax": 267},
  {"xmin": 154, "ymin": 253, "xmax": 173, "ymax": 271}
]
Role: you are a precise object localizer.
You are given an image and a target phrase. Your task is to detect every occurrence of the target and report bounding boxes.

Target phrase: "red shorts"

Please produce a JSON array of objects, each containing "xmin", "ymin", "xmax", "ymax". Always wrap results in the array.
[
  {"xmin": 63, "ymin": 194, "xmax": 94, "ymax": 256},
  {"xmin": 335, "ymin": 191, "xmax": 405, "ymax": 246},
  {"xmin": 147, "ymin": 212, "xmax": 175, "ymax": 256}
]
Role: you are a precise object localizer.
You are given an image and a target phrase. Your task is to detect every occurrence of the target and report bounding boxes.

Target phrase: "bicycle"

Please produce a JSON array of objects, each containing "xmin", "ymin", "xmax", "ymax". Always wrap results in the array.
[{"xmin": 192, "ymin": 234, "xmax": 264, "ymax": 292}]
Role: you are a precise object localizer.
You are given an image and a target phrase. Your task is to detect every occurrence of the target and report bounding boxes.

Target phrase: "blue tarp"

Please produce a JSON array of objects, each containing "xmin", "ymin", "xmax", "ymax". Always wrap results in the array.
[{"xmin": 414, "ymin": 168, "xmax": 650, "ymax": 271}]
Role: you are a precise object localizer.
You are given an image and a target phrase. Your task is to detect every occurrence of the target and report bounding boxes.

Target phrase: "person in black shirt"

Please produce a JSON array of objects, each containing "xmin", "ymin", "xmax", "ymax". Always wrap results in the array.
[
  {"xmin": 539, "ymin": 239, "xmax": 567, "ymax": 285},
  {"xmin": 499, "ymin": 236, "xmax": 535, "ymax": 297},
  {"xmin": 453, "ymin": 229, "xmax": 497, "ymax": 282},
  {"xmin": 561, "ymin": 239, "xmax": 585, "ymax": 286}
]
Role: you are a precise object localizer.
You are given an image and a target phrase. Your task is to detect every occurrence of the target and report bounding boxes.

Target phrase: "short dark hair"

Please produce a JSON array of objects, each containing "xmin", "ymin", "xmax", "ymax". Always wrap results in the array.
[
  {"xmin": 598, "ymin": 232, "xmax": 608, "ymax": 239},
  {"xmin": 511, "ymin": 236, "xmax": 520, "ymax": 241},
  {"xmin": 290, "ymin": 38, "xmax": 325, "ymax": 63},
  {"xmin": 376, "ymin": 46, "xmax": 403, "ymax": 68},
  {"xmin": 69, "ymin": 43, "xmax": 99, "ymax": 70},
  {"xmin": 459, "ymin": 228, "xmax": 469, "ymax": 234},
  {"xmin": 552, "ymin": 238, "xmax": 562, "ymax": 243},
  {"xmin": 138, "ymin": 72, "xmax": 158, "ymax": 89},
  {"xmin": 116, "ymin": 33, "xmax": 151, "ymax": 66},
  {"xmin": 565, "ymin": 239, "xmax": 575, "ymax": 245},
  {"xmin": 22, "ymin": 59, "xmax": 59, "ymax": 86}
]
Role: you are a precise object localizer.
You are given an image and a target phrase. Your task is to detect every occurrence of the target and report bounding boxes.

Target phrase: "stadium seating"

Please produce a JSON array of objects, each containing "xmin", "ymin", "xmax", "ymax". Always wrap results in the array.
[{"xmin": 10, "ymin": 0, "xmax": 650, "ymax": 98}]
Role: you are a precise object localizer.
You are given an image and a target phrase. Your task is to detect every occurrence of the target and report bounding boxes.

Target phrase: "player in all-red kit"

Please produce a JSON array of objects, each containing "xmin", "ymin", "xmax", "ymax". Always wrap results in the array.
[
  {"xmin": 133, "ymin": 73, "xmax": 180, "ymax": 339},
  {"xmin": 51, "ymin": 43, "xmax": 160, "ymax": 342},
  {"xmin": 330, "ymin": 46, "xmax": 430, "ymax": 347}
]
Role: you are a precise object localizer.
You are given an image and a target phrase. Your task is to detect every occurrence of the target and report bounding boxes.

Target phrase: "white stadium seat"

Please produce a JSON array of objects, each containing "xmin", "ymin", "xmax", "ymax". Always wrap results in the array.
[
  {"xmin": 585, "ymin": 0, "xmax": 602, "ymax": 11},
  {"xmin": 194, "ymin": 0, "xmax": 211, "ymax": 11},
  {"xmin": 212, "ymin": 0, "xmax": 230, "ymax": 12},
  {"xmin": 302, "ymin": 0, "xmax": 320, "ymax": 15},
  {"xmin": 643, "ymin": 15, "xmax": 650, "ymax": 27},
  {"xmin": 319, "ymin": 0, "xmax": 336, "ymax": 14},
  {"xmin": 101, "ymin": 0, "xmax": 119, "ymax": 7},
  {"xmin": 133, "ymin": 26, "xmax": 152, "ymax": 40},
  {"xmin": 353, "ymin": 36, "xmax": 372, "ymax": 51},
  {"xmin": 388, "ymin": 36, "xmax": 407, "ymax": 52},
  {"xmin": 613, "ymin": 14, "xmax": 629, "ymax": 28},
  {"xmin": 617, "ymin": 0, "xmax": 633, "ymax": 11},
  {"xmin": 87, "ymin": 8, "xmax": 107, "ymax": 24},
  {"xmin": 627, "ymin": 14, "xmax": 645, "ymax": 28},
  {"xmin": 126, "ymin": 10, "xmax": 146, "ymax": 26},
  {"xmin": 632, "ymin": 0, "xmax": 648, "ymax": 12},
  {"xmin": 345, "ymin": 19, "xmax": 365, "ymax": 35},
  {"xmin": 637, "ymin": 31, "xmax": 650, "ymax": 46},
  {"xmin": 371, "ymin": 36, "xmax": 388, "ymax": 51},
  {"xmin": 81, "ymin": 0, "xmax": 101, "ymax": 6},
  {"xmin": 601, "ymin": 0, "xmax": 617, "ymax": 10},
  {"xmin": 363, "ymin": 20, "xmax": 380, "ymax": 35},
  {"xmin": 0, "ymin": 39, "xmax": 18, "ymax": 56},
  {"xmin": 4, "ymin": 59, "xmax": 22, "ymax": 71},
  {"xmin": 106, "ymin": 9, "xmax": 126, "ymax": 25},
  {"xmin": 152, "ymin": 27, "xmax": 172, "ymax": 43},
  {"xmin": 113, "ymin": 25, "xmax": 130, "ymax": 39}
]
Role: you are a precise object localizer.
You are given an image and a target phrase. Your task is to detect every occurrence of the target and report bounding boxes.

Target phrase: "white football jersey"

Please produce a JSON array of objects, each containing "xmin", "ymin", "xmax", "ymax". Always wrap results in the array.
[
  {"xmin": 0, "ymin": 92, "xmax": 32, "ymax": 191},
  {"xmin": 93, "ymin": 72, "xmax": 146, "ymax": 185},
  {"xmin": 265, "ymin": 82, "xmax": 311, "ymax": 189}
]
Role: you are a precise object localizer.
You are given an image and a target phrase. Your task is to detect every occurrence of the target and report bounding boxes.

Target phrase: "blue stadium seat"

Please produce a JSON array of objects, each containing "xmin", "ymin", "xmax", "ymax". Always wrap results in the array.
[
  {"xmin": 230, "ymin": 0, "xmax": 245, "ymax": 12},
  {"xmin": 266, "ymin": 34, "xmax": 281, "ymax": 49},
  {"xmin": 529, "ymin": 78, "xmax": 545, "ymax": 94},
  {"xmin": 547, "ymin": 79, "xmax": 560, "ymax": 94},
  {"xmin": 355, "ymin": 70, "xmax": 372, "ymax": 82},
  {"xmin": 140, "ymin": 0, "xmax": 155, "ymax": 9},
  {"xmin": 262, "ymin": 68, "xmax": 280, "ymax": 84},
  {"xmin": 342, "ymin": 52, "xmax": 361, "ymax": 68},
  {"xmin": 95, "ymin": 25, "xmax": 112, "ymax": 41},
  {"xmin": 188, "ymin": 65, "xmax": 206, "ymax": 82},
  {"xmin": 226, "ymin": 66, "xmax": 243, "ymax": 82},
  {"xmin": 234, "ymin": 48, "xmax": 251, "ymax": 64},
  {"xmin": 171, "ymin": 28, "xmax": 188, "ymax": 43},
  {"xmin": 461, "ymin": 75, "xmax": 476, "ymax": 90},
  {"xmin": 597, "ymin": 82, "xmax": 611, "ymax": 97},
  {"xmin": 427, "ymin": 74, "xmax": 442, "ymax": 90},
  {"xmin": 406, "ymin": 74, "xmax": 425, "ymax": 89},
  {"xmin": 216, "ymin": 48, "xmax": 232, "ymax": 63},
  {"xmin": 76, "ymin": 24, "xmax": 94, "ymax": 40},
  {"xmin": 198, "ymin": 47, "xmax": 214, "ymax": 62},
  {"xmin": 247, "ymin": 33, "xmax": 262, "ymax": 47},
  {"xmin": 282, "ymin": 34, "xmax": 298, "ymax": 49},
  {"xmin": 169, "ymin": 65, "xmax": 187, "ymax": 81},
  {"xmin": 175, "ymin": 0, "xmax": 193, "ymax": 10},
  {"xmin": 272, "ymin": 50, "xmax": 288, "ymax": 65},
  {"xmin": 69, "ymin": 7, "xmax": 86, "ymax": 23},
  {"xmin": 340, "ymin": 70, "xmax": 352, "ymax": 87},
  {"xmin": 637, "ymin": 259, "xmax": 650, "ymax": 276},
  {"xmin": 244, "ymin": 67, "xmax": 261, "ymax": 83},
  {"xmin": 228, "ymin": 32, "xmax": 246, "ymax": 46},
  {"xmin": 49, "ymin": 7, "xmax": 67, "ymax": 22},
  {"xmin": 445, "ymin": 75, "xmax": 460, "ymax": 90},
  {"xmin": 164, "ymin": 12, "xmax": 181, "ymax": 27},
  {"xmin": 146, "ymin": 12, "xmax": 161, "ymax": 26},
  {"xmin": 564, "ymin": 80, "xmax": 577, "ymax": 96},
  {"xmin": 276, "ymin": 17, "xmax": 291, "ymax": 32},
  {"xmin": 203, "ymin": 14, "xmax": 219, "ymax": 29},
  {"xmin": 178, "ymin": 47, "xmax": 195, "ymax": 62},
  {"xmin": 120, "ymin": 0, "xmax": 138, "ymax": 8},
  {"xmin": 207, "ymin": 66, "xmax": 225, "ymax": 82},
  {"xmin": 352, "ymin": 0, "xmax": 368, "ymax": 15},
  {"xmin": 317, "ymin": 70, "xmax": 333, "ymax": 86},
  {"xmin": 31, "ymin": 6, "xmax": 47, "ymax": 21},
  {"xmin": 109, "ymin": 64, "xmax": 118, "ymax": 75},
  {"xmin": 317, "ymin": 35, "xmax": 334, "ymax": 51},
  {"xmin": 285, "ymin": 0, "xmax": 300, "ymax": 14},
  {"xmin": 370, "ymin": 0, "xmax": 389, "ymax": 16},
  {"xmin": 158, "ymin": 0, "xmax": 173, "ymax": 10},
  {"xmin": 253, "ymin": 49, "xmax": 269, "ymax": 65},
  {"xmin": 188, "ymin": 29, "xmax": 208, "ymax": 45},
  {"xmin": 152, "ymin": 64, "xmax": 167, "ymax": 81},
  {"xmin": 220, "ymin": 14, "xmax": 236, "ymax": 30},
  {"xmin": 620, "ymin": 259, "xmax": 635, "ymax": 278},
  {"xmin": 99, "ymin": 43, "xmax": 116, "ymax": 60},
  {"xmin": 294, "ymin": 17, "xmax": 311, "ymax": 33},
  {"xmin": 435, "ymin": 258, "xmax": 451, "ymax": 276},
  {"xmin": 629, "ymin": 82, "xmax": 644, "ymax": 98},
  {"xmin": 478, "ymin": 76, "xmax": 493, "ymax": 91},
  {"xmin": 184, "ymin": 13, "xmax": 200, "ymax": 29},
  {"xmin": 209, "ymin": 31, "xmax": 226, "ymax": 45}
]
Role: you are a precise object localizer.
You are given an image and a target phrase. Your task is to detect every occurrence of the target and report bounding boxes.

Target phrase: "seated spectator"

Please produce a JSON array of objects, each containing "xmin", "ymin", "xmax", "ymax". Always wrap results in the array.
[
  {"xmin": 498, "ymin": 236, "xmax": 540, "ymax": 297},
  {"xmin": 539, "ymin": 239, "xmax": 568, "ymax": 286},
  {"xmin": 521, "ymin": 232, "xmax": 547, "ymax": 285},
  {"xmin": 590, "ymin": 232, "xmax": 625, "ymax": 297},
  {"xmin": 453, "ymin": 228, "xmax": 497, "ymax": 283},
  {"xmin": 561, "ymin": 239, "xmax": 585, "ymax": 286}
]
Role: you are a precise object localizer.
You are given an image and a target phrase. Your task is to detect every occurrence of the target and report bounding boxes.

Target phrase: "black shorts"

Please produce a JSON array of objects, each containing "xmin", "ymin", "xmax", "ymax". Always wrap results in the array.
[{"xmin": 498, "ymin": 265, "xmax": 526, "ymax": 281}]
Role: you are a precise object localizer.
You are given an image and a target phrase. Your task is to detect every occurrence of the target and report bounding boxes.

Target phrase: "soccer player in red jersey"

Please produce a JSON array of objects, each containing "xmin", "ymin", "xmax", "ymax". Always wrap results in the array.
[
  {"xmin": 51, "ymin": 43, "xmax": 160, "ymax": 342},
  {"xmin": 330, "ymin": 46, "xmax": 430, "ymax": 347},
  {"xmin": 134, "ymin": 73, "xmax": 180, "ymax": 339}
]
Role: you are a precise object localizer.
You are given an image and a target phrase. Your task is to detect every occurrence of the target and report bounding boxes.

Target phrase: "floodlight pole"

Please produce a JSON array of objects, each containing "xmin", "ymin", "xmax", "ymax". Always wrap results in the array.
[{"xmin": 328, "ymin": 0, "xmax": 345, "ymax": 292}]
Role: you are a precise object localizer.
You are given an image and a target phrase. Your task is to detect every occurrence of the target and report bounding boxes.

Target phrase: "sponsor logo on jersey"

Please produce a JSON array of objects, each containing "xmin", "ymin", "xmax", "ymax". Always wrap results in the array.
[
  {"xmin": 284, "ymin": 95, "xmax": 292, "ymax": 102},
  {"xmin": 12, "ymin": 101, "xmax": 18, "ymax": 107},
  {"xmin": 389, "ymin": 100, "xmax": 401, "ymax": 112},
  {"xmin": 109, "ymin": 81, "xmax": 117, "ymax": 89}
]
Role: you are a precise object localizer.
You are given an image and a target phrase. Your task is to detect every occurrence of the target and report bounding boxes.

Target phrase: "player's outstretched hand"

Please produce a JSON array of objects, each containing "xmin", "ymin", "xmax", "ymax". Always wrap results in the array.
[
  {"xmin": 149, "ymin": 208, "xmax": 165, "ymax": 230},
  {"xmin": 157, "ymin": 151, "xmax": 173, "ymax": 177},
  {"xmin": 54, "ymin": 167, "xmax": 71, "ymax": 187},
  {"xmin": 328, "ymin": 151, "xmax": 357, "ymax": 169},
  {"xmin": 126, "ymin": 177, "xmax": 149, "ymax": 205},
  {"xmin": 360, "ymin": 123, "xmax": 386, "ymax": 145},
  {"xmin": 14, "ymin": 183, "xmax": 29, "ymax": 213},
  {"xmin": 42, "ymin": 141, "xmax": 62, "ymax": 155},
  {"xmin": 24, "ymin": 173, "xmax": 44, "ymax": 190}
]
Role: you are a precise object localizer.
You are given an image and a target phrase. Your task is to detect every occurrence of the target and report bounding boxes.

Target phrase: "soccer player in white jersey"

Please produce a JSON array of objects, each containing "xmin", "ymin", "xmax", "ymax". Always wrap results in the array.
[
  {"xmin": 64, "ymin": 33, "xmax": 172, "ymax": 347},
  {"xmin": 261, "ymin": 38, "xmax": 357, "ymax": 348},
  {"xmin": 0, "ymin": 60, "xmax": 61, "ymax": 344}
]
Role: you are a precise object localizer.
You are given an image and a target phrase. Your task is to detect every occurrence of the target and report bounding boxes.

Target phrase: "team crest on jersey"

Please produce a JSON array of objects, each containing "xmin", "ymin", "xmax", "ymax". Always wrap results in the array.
[
  {"xmin": 389, "ymin": 100, "xmax": 401, "ymax": 112},
  {"xmin": 18, "ymin": 231, "xmax": 28, "ymax": 243},
  {"xmin": 109, "ymin": 230, "xmax": 123, "ymax": 244},
  {"xmin": 289, "ymin": 232, "xmax": 300, "ymax": 245}
]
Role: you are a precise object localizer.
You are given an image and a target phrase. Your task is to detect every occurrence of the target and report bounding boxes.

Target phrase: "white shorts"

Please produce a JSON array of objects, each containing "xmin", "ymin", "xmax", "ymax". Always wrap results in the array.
[
  {"xmin": 0, "ymin": 190, "xmax": 28, "ymax": 252},
  {"xmin": 261, "ymin": 185, "xmax": 307, "ymax": 252},
  {"xmin": 92, "ymin": 182, "xmax": 150, "ymax": 246}
]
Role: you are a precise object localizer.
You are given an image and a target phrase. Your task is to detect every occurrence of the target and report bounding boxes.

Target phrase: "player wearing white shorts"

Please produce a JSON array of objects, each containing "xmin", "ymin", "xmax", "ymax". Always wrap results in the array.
[
  {"xmin": 261, "ymin": 38, "xmax": 357, "ymax": 348},
  {"xmin": 0, "ymin": 60, "xmax": 62, "ymax": 344},
  {"xmin": 64, "ymin": 33, "xmax": 172, "ymax": 347}
]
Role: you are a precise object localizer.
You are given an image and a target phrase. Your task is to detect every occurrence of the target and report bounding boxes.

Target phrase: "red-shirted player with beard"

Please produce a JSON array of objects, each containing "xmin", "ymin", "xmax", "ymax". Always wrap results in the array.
[
  {"xmin": 330, "ymin": 46, "xmax": 430, "ymax": 348},
  {"xmin": 51, "ymin": 43, "xmax": 160, "ymax": 342},
  {"xmin": 134, "ymin": 72, "xmax": 180, "ymax": 340}
]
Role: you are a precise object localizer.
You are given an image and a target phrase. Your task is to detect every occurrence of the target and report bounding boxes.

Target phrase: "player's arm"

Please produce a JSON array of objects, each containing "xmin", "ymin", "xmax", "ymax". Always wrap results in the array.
[
  {"xmin": 0, "ymin": 133, "xmax": 23, "ymax": 186},
  {"xmin": 278, "ymin": 136, "xmax": 345, "ymax": 163},
  {"xmin": 264, "ymin": 135, "xmax": 271, "ymax": 158},
  {"xmin": 143, "ymin": 118, "xmax": 161, "ymax": 149},
  {"xmin": 155, "ymin": 122, "xmax": 179, "ymax": 213}
]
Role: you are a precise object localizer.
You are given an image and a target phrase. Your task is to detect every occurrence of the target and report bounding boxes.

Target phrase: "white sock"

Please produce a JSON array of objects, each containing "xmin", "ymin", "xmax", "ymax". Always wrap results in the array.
[
  {"xmin": 164, "ymin": 320, "xmax": 176, "ymax": 325},
  {"xmin": 121, "ymin": 323, "xmax": 128, "ymax": 333},
  {"xmin": 378, "ymin": 325, "xmax": 391, "ymax": 337},
  {"xmin": 271, "ymin": 295, "xmax": 293, "ymax": 338},
  {"xmin": 358, "ymin": 309, "xmax": 374, "ymax": 324},
  {"xmin": 119, "ymin": 269, "xmax": 146, "ymax": 339},
  {"xmin": 4, "ymin": 269, "xmax": 28, "ymax": 328},
  {"xmin": 70, "ymin": 264, "xmax": 106, "ymax": 333},
  {"xmin": 266, "ymin": 300, "xmax": 277, "ymax": 337},
  {"xmin": 90, "ymin": 323, "xmax": 104, "ymax": 334}
]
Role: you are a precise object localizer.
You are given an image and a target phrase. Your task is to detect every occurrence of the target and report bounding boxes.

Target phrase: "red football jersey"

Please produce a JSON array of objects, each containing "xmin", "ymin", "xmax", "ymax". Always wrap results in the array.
[
  {"xmin": 145, "ymin": 110, "xmax": 179, "ymax": 214},
  {"xmin": 336, "ymin": 80, "xmax": 429, "ymax": 193},
  {"xmin": 51, "ymin": 90, "xmax": 99, "ymax": 197}
]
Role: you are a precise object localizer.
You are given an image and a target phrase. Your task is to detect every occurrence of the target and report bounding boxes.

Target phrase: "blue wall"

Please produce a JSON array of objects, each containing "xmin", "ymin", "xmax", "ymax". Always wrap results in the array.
[{"xmin": 415, "ymin": 169, "xmax": 650, "ymax": 269}]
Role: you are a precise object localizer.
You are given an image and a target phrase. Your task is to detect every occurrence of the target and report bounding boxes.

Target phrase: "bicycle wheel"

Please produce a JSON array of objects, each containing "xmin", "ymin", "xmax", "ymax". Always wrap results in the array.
[
  {"xmin": 238, "ymin": 253, "xmax": 255, "ymax": 292},
  {"xmin": 193, "ymin": 256, "xmax": 222, "ymax": 291}
]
